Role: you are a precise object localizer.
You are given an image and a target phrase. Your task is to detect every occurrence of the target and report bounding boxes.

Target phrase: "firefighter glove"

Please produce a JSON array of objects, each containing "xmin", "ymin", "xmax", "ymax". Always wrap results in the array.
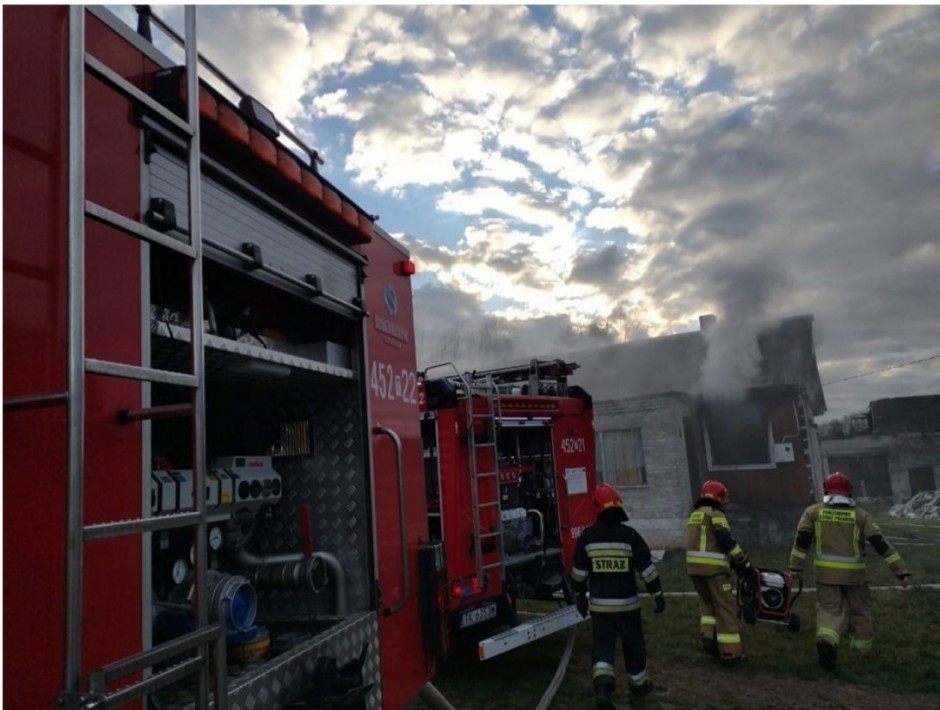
[
  {"xmin": 732, "ymin": 556, "xmax": 752, "ymax": 575},
  {"xmin": 576, "ymin": 593, "xmax": 589, "ymax": 618},
  {"xmin": 653, "ymin": 594, "xmax": 666, "ymax": 614},
  {"xmin": 898, "ymin": 574, "xmax": 910, "ymax": 589}
]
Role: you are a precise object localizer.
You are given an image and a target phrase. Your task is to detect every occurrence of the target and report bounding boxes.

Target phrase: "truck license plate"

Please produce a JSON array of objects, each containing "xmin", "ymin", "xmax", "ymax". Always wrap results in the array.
[{"xmin": 459, "ymin": 603, "xmax": 497, "ymax": 629}]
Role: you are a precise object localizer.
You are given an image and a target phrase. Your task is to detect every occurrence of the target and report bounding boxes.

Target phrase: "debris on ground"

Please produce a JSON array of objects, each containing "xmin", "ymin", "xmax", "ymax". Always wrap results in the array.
[{"xmin": 889, "ymin": 490, "xmax": 940, "ymax": 520}]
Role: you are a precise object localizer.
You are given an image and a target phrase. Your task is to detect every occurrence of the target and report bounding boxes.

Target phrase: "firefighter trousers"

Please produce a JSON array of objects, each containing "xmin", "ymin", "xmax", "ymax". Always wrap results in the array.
[
  {"xmin": 816, "ymin": 582, "xmax": 873, "ymax": 652},
  {"xmin": 690, "ymin": 573, "xmax": 742, "ymax": 660},
  {"xmin": 590, "ymin": 610, "xmax": 648, "ymax": 690}
]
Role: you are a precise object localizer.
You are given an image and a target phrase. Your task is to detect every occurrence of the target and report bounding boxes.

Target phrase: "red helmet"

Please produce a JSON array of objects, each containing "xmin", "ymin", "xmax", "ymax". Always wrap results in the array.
[
  {"xmin": 824, "ymin": 471, "xmax": 853, "ymax": 496},
  {"xmin": 593, "ymin": 484, "xmax": 623, "ymax": 510},
  {"xmin": 701, "ymin": 479, "xmax": 729, "ymax": 505}
]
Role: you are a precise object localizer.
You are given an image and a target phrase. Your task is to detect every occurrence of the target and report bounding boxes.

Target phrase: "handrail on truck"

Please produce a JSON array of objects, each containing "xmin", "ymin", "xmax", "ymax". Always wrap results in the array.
[{"xmin": 373, "ymin": 425, "xmax": 410, "ymax": 616}]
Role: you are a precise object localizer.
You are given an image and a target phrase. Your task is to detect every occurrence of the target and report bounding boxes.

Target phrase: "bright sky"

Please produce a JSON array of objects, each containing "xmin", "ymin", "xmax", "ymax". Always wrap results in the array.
[{"xmin": 126, "ymin": 4, "xmax": 940, "ymax": 421}]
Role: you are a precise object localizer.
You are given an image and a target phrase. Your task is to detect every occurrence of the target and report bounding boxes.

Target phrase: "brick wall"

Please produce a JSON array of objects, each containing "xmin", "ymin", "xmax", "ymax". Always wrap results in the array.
[{"xmin": 594, "ymin": 394, "xmax": 693, "ymax": 548}]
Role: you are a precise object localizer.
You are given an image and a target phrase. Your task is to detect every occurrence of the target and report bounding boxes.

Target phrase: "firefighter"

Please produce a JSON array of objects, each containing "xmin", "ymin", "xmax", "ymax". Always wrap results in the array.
[
  {"xmin": 571, "ymin": 484, "xmax": 665, "ymax": 709},
  {"xmin": 789, "ymin": 471, "xmax": 910, "ymax": 670},
  {"xmin": 686, "ymin": 479, "xmax": 750, "ymax": 665}
]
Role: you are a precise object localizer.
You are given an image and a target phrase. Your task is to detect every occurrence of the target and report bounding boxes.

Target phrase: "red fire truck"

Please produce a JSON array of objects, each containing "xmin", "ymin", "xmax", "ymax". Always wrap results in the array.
[
  {"xmin": 4, "ymin": 6, "xmax": 443, "ymax": 709},
  {"xmin": 420, "ymin": 360, "xmax": 597, "ymax": 656}
]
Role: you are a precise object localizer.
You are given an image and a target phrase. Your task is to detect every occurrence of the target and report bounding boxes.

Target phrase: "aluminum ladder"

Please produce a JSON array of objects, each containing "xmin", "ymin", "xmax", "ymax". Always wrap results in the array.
[
  {"xmin": 56, "ymin": 6, "xmax": 225, "ymax": 709},
  {"xmin": 467, "ymin": 375, "xmax": 506, "ymax": 587}
]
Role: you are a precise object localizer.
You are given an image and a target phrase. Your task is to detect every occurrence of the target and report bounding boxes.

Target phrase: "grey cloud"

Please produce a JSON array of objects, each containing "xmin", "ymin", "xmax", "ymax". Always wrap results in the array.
[
  {"xmin": 398, "ymin": 236, "xmax": 459, "ymax": 270},
  {"xmin": 488, "ymin": 244, "xmax": 536, "ymax": 275},
  {"xmin": 289, "ymin": 5, "xmax": 939, "ymax": 420},
  {"xmin": 686, "ymin": 200, "xmax": 765, "ymax": 242},
  {"xmin": 567, "ymin": 244, "xmax": 629, "ymax": 290}
]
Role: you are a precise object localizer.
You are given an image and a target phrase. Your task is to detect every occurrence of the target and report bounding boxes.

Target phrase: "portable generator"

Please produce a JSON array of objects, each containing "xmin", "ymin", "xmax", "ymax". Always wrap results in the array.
[{"xmin": 737, "ymin": 567, "xmax": 802, "ymax": 632}]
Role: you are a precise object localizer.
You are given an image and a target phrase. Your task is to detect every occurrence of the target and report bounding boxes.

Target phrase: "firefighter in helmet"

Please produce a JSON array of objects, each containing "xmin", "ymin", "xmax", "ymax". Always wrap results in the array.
[
  {"xmin": 686, "ymin": 479, "xmax": 750, "ymax": 664},
  {"xmin": 571, "ymin": 484, "xmax": 665, "ymax": 708},
  {"xmin": 789, "ymin": 471, "xmax": 910, "ymax": 670}
]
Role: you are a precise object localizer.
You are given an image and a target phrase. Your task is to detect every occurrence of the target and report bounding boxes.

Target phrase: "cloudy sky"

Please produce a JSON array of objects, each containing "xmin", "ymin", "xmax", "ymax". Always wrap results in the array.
[{"xmin": 132, "ymin": 4, "xmax": 940, "ymax": 421}]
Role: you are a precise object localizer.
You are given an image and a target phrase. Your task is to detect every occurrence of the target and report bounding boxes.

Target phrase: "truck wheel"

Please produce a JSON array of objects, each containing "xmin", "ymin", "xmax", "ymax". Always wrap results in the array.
[{"xmin": 787, "ymin": 613, "xmax": 801, "ymax": 633}]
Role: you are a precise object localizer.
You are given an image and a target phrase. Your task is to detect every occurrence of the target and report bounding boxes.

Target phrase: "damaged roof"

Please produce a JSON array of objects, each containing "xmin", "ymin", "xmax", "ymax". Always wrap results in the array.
[
  {"xmin": 870, "ymin": 395, "xmax": 940, "ymax": 434},
  {"xmin": 563, "ymin": 314, "xmax": 826, "ymax": 415}
]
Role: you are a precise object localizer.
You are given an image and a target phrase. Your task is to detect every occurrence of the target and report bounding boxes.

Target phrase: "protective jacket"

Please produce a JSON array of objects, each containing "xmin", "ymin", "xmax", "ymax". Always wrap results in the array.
[
  {"xmin": 685, "ymin": 499, "xmax": 749, "ymax": 576},
  {"xmin": 572, "ymin": 508, "xmax": 663, "ymax": 613},
  {"xmin": 789, "ymin": 498, "xmax": 909, "ymax": 585}
]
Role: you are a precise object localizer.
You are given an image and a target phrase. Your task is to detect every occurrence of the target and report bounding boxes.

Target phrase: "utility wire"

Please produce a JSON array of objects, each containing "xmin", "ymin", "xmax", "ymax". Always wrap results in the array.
[{"xmin": 823, "ymin": 352, "xmax": 940, "ymax": 386}]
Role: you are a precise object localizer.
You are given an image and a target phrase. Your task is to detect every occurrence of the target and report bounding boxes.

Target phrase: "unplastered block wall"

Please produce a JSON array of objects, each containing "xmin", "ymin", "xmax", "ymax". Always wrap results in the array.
[
  {"xmin": 594, "ymin": 395, "xmax": 693, "ymax": 548},
  {"xmin": 889, "ymin": 433, "xmax": 940, "ymax": 502}
]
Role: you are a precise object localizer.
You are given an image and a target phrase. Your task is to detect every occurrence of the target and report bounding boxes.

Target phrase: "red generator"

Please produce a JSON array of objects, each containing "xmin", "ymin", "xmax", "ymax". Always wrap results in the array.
[
  {"xmin": 4, "ymin": 6, "xmax": 444, "ymax": 709},
  {"xmin": 737, "ymin": 567, "xmax": 803, "ymax": 632},
  {"xmin": 419, "ymin": 360, "xmax": 597, "ymax": 648}
]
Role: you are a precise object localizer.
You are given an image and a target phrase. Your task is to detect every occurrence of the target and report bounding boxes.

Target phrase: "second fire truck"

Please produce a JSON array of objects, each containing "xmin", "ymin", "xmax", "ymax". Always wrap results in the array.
[{"xmin": 420, "ymin": 360, "xmax": 597, "ymax": 656}]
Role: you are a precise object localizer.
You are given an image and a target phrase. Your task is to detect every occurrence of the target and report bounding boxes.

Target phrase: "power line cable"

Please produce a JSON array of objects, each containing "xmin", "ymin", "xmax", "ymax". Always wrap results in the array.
[{"xmin": 823, "ymin": 352, "xmax": 940, "ymax": 387}]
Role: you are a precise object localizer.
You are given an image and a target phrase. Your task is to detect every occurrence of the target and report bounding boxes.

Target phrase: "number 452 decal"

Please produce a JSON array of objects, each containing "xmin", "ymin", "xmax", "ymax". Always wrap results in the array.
[{"xmin": 370, "ymin": 361, "xmax": 418, "ymax": 404}]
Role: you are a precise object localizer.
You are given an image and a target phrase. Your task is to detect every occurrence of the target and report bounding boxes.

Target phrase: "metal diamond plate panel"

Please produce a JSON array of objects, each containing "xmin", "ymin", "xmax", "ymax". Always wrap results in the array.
[
  {"xmin": 249, "ymin": 380, "xmax": 372, "ymax": 618},
  {"xmin": 178, "ymin": 613, "xmax": 381, "ymax": 710}
]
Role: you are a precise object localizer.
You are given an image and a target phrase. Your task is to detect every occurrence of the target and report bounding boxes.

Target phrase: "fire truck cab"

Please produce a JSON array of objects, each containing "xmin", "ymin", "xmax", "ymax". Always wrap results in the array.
[
  {"xmin": 419, "ymin": 360, "xmax": 597, "ymax": 642},
  {"xmin": 4, "ymin": 6, "xmax": 436, "ymax": 709}
]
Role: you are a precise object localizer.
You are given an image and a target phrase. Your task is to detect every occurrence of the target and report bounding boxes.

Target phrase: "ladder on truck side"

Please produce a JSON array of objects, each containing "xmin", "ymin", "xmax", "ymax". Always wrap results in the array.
[
  {"xmin": 466, "ymin": 375, "xmax": 505, "ymax": 588},
  {"xmin": 469, "ymin": 358, "xmax": 578, "ymax": 396},
  {"xmin": 57, "ymin": 7, "xmax": 225, "ymax": 709}
]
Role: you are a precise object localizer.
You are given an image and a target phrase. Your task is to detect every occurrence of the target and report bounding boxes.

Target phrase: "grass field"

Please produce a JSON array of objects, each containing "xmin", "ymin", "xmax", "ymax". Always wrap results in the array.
[{"xmin": 406, "ymin": 503, "xmax": 940, "ymax": 709}]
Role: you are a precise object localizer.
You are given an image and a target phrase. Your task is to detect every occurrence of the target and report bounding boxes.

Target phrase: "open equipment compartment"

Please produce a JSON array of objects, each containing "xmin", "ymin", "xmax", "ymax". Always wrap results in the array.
[{"xmin": 143, "ymin": 139, "xmax": 376, "ymax": 705}]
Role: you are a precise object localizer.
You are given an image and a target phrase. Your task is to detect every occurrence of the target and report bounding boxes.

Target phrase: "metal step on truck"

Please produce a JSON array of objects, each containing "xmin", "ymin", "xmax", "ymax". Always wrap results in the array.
[
  {"xmin": 4, "ymin": 6, "xmax": 449, "ymax": 709},
  {"xmin": 419, "ymin": 359, "xmax": 598, "ymax": 660}
]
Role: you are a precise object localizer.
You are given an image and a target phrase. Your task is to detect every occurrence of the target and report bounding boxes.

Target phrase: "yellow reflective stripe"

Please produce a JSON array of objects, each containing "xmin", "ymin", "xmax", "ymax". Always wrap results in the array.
[
  {"xmin": 642, "ymin": 569, "xmax": 660, "ymax": 583},
  {"xmin": 571, "ymin": 567, "xmax": 588, "ymax": 581},
  {"xmin": 687, "ymin": 550, "xmax": 728, "ymax": 560},
  {"xmin": 628, "ymin": 670, "xmax": 648, "ymax": 685},
  {"xmin": 587, "ymin": 549, "xmax": 631, "ymax": 558},
  {"xmin": 716, "ymin": 633, "xmax": 741, "ymax": 644},
  {"xmin": 853, "ymin": 523, "xmax": 860, "ymax": 557},
  {"xmin": 850, "ymin": 637, "xmax": 872, "ymax": 650},
  {"xmin": 700, "ymin": 615, "xmax": 717, "ymax": 626},
  {"xmin": 815, "ymin": 521, "xmax": 822, "ymax": 554},
  {"xmin": 884, "ymin": 552, "xmax": 901, "ymax": 564},
  {"xmin": 712, "ymin": 516, "xmax": 730, "ymax": 529},
  {"xmin": 729, "ymin": 544, "xmax": 743, "ymax": 557},
  {"xmin": 586, "ymin": 542, "xmax": 632, "ymax": 552},
  {"xmin": 593, "ymin": 662, "xmax": 615, "ymax": 679},
  {"xmin": 814, "ymin": 559, "xmax": 865, "ymax": 571},
  {"xmin": 688, "ymin": 511, "xmax": 705, "ymax": 524},
  {"xmin": 687, "ymin": 555, "xmax": 730, "ymax": 567},
  {"xmin": 817, "ymin": 627, "xmax": 840, "ymax": 645},
  {"xmin": 590, "ymin": 602, "xmax": 641, "ymax": 613},
  {"xmin": 699, "ymin": 524, "xmax": 706, "ymax": 551}
]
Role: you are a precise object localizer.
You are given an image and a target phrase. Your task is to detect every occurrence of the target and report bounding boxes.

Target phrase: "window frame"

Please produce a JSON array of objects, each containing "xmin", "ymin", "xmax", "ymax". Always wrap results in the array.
[
  {"xmin": 703, "ymin": 414, "xmax": 777, "ymax": 471},
  {"xmin": 595, "ymin": 427, "xmax": 648, "ymax": 487}
]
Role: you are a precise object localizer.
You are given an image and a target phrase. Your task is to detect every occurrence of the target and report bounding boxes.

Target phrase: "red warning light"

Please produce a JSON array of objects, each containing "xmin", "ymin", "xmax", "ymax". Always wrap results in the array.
[{"xmin": 395, "ymin": 259, "xmax": 416, "ymax": 277}]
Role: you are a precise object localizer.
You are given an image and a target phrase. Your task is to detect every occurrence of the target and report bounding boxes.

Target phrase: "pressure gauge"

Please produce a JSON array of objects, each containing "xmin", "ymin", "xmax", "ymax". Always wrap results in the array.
[
  {"xmin": 209, "ymin": 526, "xmax": 223, "ymax": 551},
  {"xmin": 172, "ymin": 558, "xmax": 188, "ymax": 585}
]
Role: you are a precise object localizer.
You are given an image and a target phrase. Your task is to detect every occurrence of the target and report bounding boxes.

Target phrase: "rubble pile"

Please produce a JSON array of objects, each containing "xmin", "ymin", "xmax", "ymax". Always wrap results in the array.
[{"xmin": 888, "ymin": 490, "xmax": 940, "ymax": 520}]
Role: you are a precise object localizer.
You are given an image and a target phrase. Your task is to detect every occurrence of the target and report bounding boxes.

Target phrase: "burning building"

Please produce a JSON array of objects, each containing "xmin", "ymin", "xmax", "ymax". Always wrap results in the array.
[{"xmin": 564, "ymin": 314, "xmax": 827, "ymax": 547}]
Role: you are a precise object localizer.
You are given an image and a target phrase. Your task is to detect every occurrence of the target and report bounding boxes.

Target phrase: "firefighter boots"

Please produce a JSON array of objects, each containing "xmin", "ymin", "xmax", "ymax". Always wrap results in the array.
[
  {"xmin": 701, "ymin": 637, "xmax": 719, "ymax": 657},
  {"xmin": 628, "ymin": 679, "xmax": 654, "ymax": 698},
  {"xmin": 594, "ymin": 678, "xmax": 616, "ymax": 710},
  {"xmin": 817, "ymin": 641, "xmax": 837, "ymax": 670}
]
